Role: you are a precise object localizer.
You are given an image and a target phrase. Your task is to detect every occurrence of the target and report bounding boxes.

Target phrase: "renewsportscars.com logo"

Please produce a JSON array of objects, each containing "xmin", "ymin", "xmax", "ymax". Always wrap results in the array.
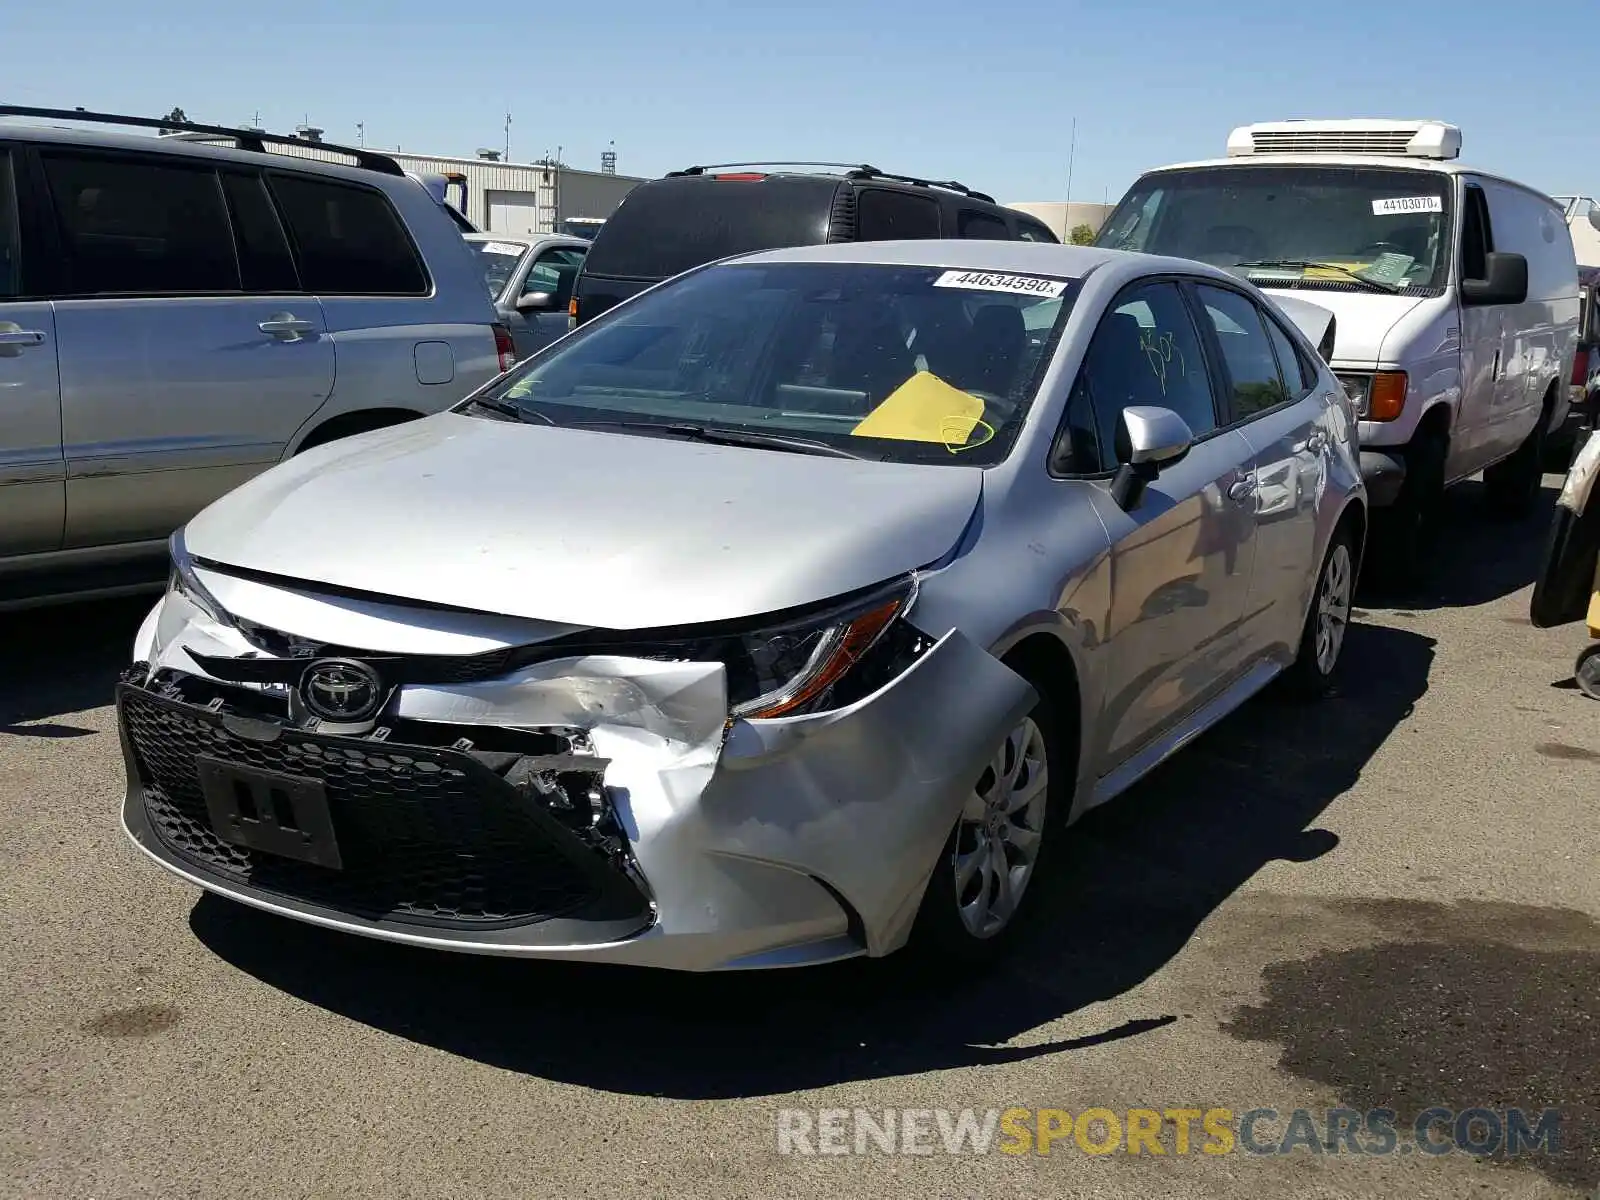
[{"xmin": 776, "ymin": 1106, "xmax": 1562, "ymax": 1159}]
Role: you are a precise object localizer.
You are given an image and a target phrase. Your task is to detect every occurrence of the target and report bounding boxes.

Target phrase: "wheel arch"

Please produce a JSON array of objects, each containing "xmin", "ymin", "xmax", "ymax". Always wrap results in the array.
[{"xmin": 291, "ymin": 407, "xmax": 426, "ymax": 455}]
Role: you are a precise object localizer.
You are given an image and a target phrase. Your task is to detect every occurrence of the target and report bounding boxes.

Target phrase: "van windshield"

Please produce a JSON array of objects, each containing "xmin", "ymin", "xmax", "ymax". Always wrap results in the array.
[
  {"xmin": 1097, "ymin": 165, "xmax": 1454, "ymax": 293},
  {"xmin": 470, "ymin": 260, "xmax": 1081, "ymax": 466},
  {"xmin": 581, "ymin": 176, "xmax": 838, "ymax": 281}
]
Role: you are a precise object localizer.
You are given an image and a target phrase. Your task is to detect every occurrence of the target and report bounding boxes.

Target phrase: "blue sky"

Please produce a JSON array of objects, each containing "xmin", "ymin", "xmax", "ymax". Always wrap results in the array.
[{"xmin": 7, "ymin": 0, "xmax": 1595, "ymax": 204}]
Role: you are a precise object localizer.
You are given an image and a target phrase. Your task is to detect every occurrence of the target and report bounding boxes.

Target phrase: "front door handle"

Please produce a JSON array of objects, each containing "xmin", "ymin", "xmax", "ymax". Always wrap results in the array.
[
  {"xmin": 258, "ymin": 314, "xmax": 316, "ymax": 340},
  {"xmin": 1227, "ymin": 478, "xmax": 1257, "ymax": 505},
  {"xmin": 0, "ymin": 326, "xmax": 46, "ymax": 358}
]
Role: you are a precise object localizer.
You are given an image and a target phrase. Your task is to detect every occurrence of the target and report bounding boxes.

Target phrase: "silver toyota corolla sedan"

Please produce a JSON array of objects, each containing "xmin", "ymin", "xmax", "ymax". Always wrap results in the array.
[{"xmin": 117, "ymin": 241, "xmax": 1365, "ymax": 971}]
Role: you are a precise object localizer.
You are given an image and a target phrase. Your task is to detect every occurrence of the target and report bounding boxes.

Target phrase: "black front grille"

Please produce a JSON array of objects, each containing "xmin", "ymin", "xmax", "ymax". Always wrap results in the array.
[{"xmin": 119, "ymin": 685, "xmax": 647, "ymax": 930}]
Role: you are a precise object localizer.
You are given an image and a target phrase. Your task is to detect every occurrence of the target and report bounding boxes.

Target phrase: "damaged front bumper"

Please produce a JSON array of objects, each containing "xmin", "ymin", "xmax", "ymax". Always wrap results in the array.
[{"xmin": 120, "ymin": 590, "xmax": 1034, "ymax": 971}]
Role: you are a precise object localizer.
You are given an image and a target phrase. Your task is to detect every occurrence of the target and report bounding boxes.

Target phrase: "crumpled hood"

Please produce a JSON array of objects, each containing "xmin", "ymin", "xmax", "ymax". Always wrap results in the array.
[
  {"xmin": 1257, "ymin": 287, "xmax": 1427, "ymax": 365},
  {"xmin": 184, "ymin": 413, "xmax": 982, "ymax": 629}
]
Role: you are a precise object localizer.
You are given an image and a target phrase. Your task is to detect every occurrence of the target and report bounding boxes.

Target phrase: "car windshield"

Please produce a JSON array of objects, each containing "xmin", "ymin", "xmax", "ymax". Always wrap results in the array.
[
  {"xmin": 470, "ymin": 261, "xmax": 1081, "ymax": 465},
  {"xmin": 472, "ymin": 240, "xmax": 530, "ymax": 296},
  {"xmin": 1097, "ymin": 165, "xmax": 1454, "ymax": 292}
]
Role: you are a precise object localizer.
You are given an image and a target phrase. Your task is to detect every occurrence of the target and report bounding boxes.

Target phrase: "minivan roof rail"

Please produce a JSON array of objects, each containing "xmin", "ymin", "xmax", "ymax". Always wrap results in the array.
[
  {"xmin": 667, "ymin": 161, "xmax": 995, "ymax": 203},
  {"xmin": 0, "ymin": 105, "xmax": 409, "ymax": 177}
]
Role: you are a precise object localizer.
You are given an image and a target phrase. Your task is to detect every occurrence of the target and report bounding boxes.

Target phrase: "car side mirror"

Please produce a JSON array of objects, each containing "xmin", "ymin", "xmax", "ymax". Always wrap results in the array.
[
  {"xmin": 1110, "ymin": 405, "xmax": 1194, "ymax": 511},
  {"xmin": 516, "ymin": 290, "xmax": 555, "ymax": 313},
  {"xmin": 1460, "ymin": 251, "xmax": 1529, "ymax": 307}
]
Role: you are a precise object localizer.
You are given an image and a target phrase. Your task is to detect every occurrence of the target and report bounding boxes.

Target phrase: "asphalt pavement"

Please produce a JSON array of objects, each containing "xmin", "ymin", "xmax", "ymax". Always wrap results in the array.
[{"xmin": 3, "ymin": 475, "xmax": 1597, "ymax": 1199}]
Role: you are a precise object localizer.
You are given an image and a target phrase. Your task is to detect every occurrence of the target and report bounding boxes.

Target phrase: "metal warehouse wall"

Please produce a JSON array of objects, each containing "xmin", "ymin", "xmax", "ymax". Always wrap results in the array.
[{"xmin": 158, "ymin": 134, "xmax": 645, "ymax": 233}]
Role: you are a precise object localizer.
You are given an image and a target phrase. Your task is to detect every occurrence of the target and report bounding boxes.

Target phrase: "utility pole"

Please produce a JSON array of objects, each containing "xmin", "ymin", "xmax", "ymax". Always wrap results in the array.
[
  {"xmin": 503, "ymin": 109, "xmax": 511, "ymax": 160},
  {"xmin": 1066, "ymin": 117, "xmax": 1077, "ymax": 205},
  {"xmin": 356, "ymin": 122, "xmax": 364, "ymax": 147}
]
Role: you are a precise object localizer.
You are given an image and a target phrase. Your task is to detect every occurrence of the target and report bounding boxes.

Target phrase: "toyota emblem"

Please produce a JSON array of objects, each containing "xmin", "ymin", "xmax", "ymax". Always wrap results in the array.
[{"xmin": 299, "ymin": 658, "xmax": 385, "ymax": 723}]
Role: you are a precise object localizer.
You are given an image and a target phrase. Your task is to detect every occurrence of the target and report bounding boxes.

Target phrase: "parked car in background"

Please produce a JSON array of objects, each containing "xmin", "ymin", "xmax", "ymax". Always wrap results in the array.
[
  {"xmin": 1555, "ymin": 264, "xmax": 1600, "ymax": 462},
  {"xmin": 466, "ymin": 233, "xmax": 589, "ymax": 360},
  {"xmin": 0, "ymin": 106, "xmax": 512, "ymax": 610},
  {"xmin": 570, "ymin": 162, "xmax": 1060, "ymax": 327},
  {"xmin": 118, "ymin": 240, "xmax": 1363, "ymax": 972},
  {"xmin": 1097, "ymin": 119, "xmax": 1581, "ymax": 585}
]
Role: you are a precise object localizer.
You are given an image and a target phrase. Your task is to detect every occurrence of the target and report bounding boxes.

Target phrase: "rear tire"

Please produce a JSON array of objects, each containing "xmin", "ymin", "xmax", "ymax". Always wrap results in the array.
[
  {"xmin": 1484, "ymin": 404, "xmax": 1549, "ymax": 518},
  {"xmin": 1282, "ymin": 523, "xmax": 1357, "ymax": 699},
  {"xmin": 1576, "ymin": 645, "xmax": 1600, "ymax": 702},
  {"xmin": 904, "ymin": 671, "xmax": 1072, "ymax": 968},
  {"xmin": 1367, "ymin": 430, "xmax": 1446, "ymax": 591}
]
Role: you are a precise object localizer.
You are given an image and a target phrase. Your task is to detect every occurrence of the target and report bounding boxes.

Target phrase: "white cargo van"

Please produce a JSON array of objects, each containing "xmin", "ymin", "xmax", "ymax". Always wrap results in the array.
[{"xmin": 1096, "ymin": 119, "xmax": 1581, "ymax": 582}]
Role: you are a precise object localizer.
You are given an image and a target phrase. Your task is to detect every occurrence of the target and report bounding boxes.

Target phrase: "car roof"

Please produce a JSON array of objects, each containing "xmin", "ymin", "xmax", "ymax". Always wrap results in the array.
[
  {"xmin": 0, "ymin": 120, "xmax": 406, "ymax": 187},
  {"xmin": 729, "ymin": 239, "xmax": 1143, "ymax": 275}
]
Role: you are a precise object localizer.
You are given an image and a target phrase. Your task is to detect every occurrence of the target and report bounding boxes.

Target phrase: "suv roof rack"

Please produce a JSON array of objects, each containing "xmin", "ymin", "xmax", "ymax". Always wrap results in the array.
[
  {"xmin": 667, "ymin": 161, "xmax": 995, "ymax": 203},
  {"xmin": 0, "ymin": 105, "xmax": 408, "ymax": 177}
]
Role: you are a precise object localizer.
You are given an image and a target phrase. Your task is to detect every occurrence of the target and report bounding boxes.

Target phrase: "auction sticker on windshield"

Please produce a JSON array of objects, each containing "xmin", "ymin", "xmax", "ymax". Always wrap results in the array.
[
  {"xmin": 1371, "ymin": 196, "xmax": 1443, "ymax": 216},
  {"xmin": 933, "ymin": 270, "xmax": 1068, "ymax": 298},
  {"xmin": 481, "ymin": 241, "xmax": 527, "ymax": 256}
]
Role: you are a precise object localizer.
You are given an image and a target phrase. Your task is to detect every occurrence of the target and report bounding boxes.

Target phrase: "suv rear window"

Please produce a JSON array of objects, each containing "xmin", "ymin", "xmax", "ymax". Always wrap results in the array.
[
  {"xmin": 856, "ymin": 189, "xmax": 941, "ymax": 240},
  {"xmin": 581, "ymin": 176, "xmax": 839, "ymax": 281},
  {"xmin": 267, "ymin": 174, "xmax": 428, "ymax": 295}
]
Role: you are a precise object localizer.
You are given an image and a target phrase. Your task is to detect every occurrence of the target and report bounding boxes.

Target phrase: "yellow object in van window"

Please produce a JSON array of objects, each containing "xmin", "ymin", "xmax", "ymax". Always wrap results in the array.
[{"xmin": 851, "ymin": 371, "xmax": 986, "ymax": 446}]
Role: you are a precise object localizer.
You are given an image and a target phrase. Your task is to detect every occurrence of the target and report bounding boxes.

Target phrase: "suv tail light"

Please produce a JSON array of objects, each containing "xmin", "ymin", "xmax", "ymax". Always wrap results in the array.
[{"xmin": 492, "ymin": 323, "xmax": 516, "ymax": 373}]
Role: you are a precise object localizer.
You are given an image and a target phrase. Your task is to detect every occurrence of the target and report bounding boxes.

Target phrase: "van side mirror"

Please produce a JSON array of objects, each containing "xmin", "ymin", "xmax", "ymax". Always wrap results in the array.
[
  {"xmin": 1589, "ymin": 207, "xmax": 1600, "ymax": 234},
  {"xmin": 1461, "ymin": 252, "xmax": 1528, "ymax": 307},
  {"xmin": 516, "ymin": 290, "xmax": 555, "ymax": 313},
  {"xmin": 1110, "ymin": 406, "xmax": 1194, "ymax": 511}
]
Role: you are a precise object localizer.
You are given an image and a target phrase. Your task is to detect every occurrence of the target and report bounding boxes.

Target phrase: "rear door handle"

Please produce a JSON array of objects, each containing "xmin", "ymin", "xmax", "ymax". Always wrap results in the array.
[
  {"xmin": 258, "ymin": 314, "xmax": 317, "ymax": 340},
  {"xmin": 1227, "ymin": 478, "xmax": 1257, "ymax": 505},
  {"xmin": 1297, "ymin": 430, "xmax": 1328, "ymax": 454}
]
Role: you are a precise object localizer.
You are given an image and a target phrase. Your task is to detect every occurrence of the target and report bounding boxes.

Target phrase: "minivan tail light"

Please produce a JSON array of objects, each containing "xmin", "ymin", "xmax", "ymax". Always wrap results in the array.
[{"xmin": 492, "ymin": 323, "xmax": 516, "ymax": 373}]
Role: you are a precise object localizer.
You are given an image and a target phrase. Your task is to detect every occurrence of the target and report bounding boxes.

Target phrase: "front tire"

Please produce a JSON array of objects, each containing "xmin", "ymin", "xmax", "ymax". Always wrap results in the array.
[
  {"xmin": 1282, "ymin": 524, "xmax": 1357, "ymax": 699},
  {"xmin": 1367, "ymin": 430, "xmax": 1446, "ymax": 591},
  {"xmin": 905, "ymin": 674, "xmax": 1071, "ymax": 966}
]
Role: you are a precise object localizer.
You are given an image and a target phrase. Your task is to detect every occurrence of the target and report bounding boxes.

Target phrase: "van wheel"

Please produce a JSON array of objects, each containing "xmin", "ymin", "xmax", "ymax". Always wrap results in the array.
[
  {"xmin": 1483, "ymin": 404, "xmax": 1549, "ymax": 518},
  {"xmin": 904, "ymin": 671, "xmax": 1072, "ymax": 968},
  {"xmin": 1367, "ymin": 431, "xmax": 1446, "ymax": 591}
]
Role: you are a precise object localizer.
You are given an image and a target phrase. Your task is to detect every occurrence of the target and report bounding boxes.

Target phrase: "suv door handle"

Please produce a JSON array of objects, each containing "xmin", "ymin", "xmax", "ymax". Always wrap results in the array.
[
  {"xmin": 258, "ymin": 315, "xmax": 316, "ymax": 340},
  {"xmin": 1227, "ymin": 478, "xmax": 1257, "ymax": 505}
]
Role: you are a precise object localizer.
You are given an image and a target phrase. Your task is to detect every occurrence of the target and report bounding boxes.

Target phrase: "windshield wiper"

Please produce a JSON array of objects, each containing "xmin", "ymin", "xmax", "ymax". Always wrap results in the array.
[
  {"xmin": 565, "ymin": 419, "xmax": 865, "ymax": 459},
  {"xmin": 464, "ymin": 394, "xmax": 556, "ymax": 424},
  {"xmin": 1235, "ymin": 259, "xmax": 1404, "ymax": 294}
]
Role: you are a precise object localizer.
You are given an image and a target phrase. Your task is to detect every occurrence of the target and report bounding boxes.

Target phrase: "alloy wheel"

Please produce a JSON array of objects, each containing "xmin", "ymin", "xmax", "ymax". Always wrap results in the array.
[
  {"xmin": 953, "ymin": 715, "xmax": 1050, "ymax": 939},
  {"xmin": 1316, "ymin": 541, "xmax": 1354, "ymax": 675}
]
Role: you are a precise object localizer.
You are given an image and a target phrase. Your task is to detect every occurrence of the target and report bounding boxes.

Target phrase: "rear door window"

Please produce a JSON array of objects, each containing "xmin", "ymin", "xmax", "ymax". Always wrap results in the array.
[
  {"xmin": 267, "ymin": 173, "xmax": 428, "ymax": 295},
  {"xmin": 40, "ymin": 151, "xmax": 239, "ymax": 295},
  {"xmin": 957, "ymin": 210, "xmax": 1010, "ymax": 240},
  {"xmin": 220, "ymin": 172, "xmax": 299, "ymax": 293},
  {"xmin": 856, "ymin": 189, "xmax": 941, "ymax": 240},
  {"xmin": 1195, "ymin": 284, "xmax": 1292, "ymax": 419},
  {"xmin": 0, "ymin": 150, "xmax": 19, "ymax": 297}
]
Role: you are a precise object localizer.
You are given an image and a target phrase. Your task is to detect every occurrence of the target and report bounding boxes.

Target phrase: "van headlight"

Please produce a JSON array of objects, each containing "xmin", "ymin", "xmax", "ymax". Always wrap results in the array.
[
  {"xmin": 1335, "ymin": 372, "xmax": 1372, "ymax": 417},
  {"xmin": 167, "ymin": 528, "xmax": 232, "ymax": 627}
]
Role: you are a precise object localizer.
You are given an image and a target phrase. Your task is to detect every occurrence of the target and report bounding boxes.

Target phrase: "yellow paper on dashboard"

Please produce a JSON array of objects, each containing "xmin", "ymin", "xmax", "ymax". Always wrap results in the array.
[{"xmin": 850, "ymin": 371, "xmax": 985, "ymax": 446}]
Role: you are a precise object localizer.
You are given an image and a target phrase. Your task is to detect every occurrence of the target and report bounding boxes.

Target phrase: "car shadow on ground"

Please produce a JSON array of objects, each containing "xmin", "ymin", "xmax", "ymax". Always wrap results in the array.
[
  {"xmin": 0, "ymin": 596, "xmax": 153, "ymax": 730},
  {"xmin": 1356, "ymin": 476, "xmax": 1560, "ymax": 613},
  {"xmin": 191, "ymin": 619, "xmax": 1436, "ymax": 1099}
]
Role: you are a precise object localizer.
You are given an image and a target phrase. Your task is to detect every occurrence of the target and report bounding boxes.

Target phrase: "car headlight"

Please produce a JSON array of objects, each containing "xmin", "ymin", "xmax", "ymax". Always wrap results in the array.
[
  {"xmin": 653, "ymin": 576, "xmax": 925, "ymax": 720},
  {"xmin": 167, "ymin": 527, "xmax": 232, "ymax": 627}
]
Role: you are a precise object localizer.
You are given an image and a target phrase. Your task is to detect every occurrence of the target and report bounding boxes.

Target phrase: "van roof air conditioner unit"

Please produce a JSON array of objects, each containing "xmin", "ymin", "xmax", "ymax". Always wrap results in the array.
[{"xmin": 1226, "ymin": 119, "xmax": 1462, "ymax": 160}]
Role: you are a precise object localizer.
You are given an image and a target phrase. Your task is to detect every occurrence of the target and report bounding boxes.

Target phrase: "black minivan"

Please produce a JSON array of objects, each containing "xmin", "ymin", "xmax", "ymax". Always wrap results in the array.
[{"xmin": 571, "ymin": 162, "xmax": 1058, "ymax": 326}]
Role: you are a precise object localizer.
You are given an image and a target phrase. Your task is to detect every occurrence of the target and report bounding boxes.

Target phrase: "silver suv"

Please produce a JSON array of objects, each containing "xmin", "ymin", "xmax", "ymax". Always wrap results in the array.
[{"xmin": 0, "ymin": 107, "xmax": 511, "ymax": 609}]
